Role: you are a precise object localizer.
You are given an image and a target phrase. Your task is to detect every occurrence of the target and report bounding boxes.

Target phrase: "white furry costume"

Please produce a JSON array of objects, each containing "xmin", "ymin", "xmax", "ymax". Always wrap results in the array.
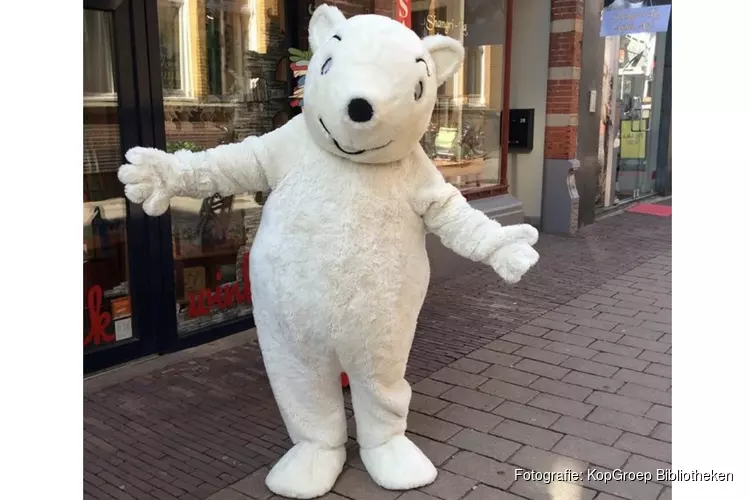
[{"xmin": 119, "ymin": 5, "xmax": 539, "ymax": 499}]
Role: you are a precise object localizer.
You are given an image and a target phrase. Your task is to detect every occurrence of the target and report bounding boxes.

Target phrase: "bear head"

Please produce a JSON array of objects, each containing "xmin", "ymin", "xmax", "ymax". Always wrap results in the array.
[{"xmin": 302, "ymin": 4, "xmax": 465, "ymax": 164}]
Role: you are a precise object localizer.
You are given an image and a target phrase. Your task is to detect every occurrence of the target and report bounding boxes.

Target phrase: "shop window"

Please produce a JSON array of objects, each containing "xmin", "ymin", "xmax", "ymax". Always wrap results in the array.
[
  {"xmin": 83, "ymin": 10, "xmax": 116, "ymax": 96},
  {"xmin": 158, "ymin": 0, "xmax": 289, "ymax": 335},
  {"xmin": 158, "ymin": 0, "xmax": 248, "ymax": 99},
  {"xmin": 411, "ymin": 0, "xmax": 507, "ymax": 194}
]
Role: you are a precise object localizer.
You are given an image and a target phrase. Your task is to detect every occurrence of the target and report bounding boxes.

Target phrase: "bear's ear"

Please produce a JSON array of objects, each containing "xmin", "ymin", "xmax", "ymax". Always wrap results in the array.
[
  {"xmin": 422, "ymin": 35, "xmax": 465, "ymax": 85},
  {"xmin": 309, "ymin": 4, "xmax": 347, "ymax": 52}
]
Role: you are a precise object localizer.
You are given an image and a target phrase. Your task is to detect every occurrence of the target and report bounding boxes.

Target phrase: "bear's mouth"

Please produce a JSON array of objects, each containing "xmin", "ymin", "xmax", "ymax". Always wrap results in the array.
[{"xmin": 319, "ymin": 119, "xmax": 392, "ymax": 155}]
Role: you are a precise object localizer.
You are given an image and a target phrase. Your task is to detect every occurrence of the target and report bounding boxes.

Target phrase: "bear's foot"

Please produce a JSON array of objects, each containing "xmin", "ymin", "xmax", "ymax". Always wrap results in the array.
[
  {"xmin": 265, "ymin": 442, "xmax": 346, "ymax": 499},
  {"xmin": 359, "ymin": 435, "xmax": 437, "ymax": 490}
]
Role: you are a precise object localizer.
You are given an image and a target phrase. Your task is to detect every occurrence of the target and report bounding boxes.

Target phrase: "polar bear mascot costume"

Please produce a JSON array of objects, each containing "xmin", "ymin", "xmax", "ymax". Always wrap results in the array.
[{"xmin": 119, "ymin": 5, "xmax": 539, "ymax": 498}]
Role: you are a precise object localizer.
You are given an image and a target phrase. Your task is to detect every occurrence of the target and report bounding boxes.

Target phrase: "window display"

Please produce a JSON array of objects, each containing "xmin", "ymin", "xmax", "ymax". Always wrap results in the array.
[
  {"xmin": 411, "ymin": 0, "xmax": 507, "ymax": 191},
  {"xmin": 157, "ymin": 0, "xmax": 291, "ymax": 334}
]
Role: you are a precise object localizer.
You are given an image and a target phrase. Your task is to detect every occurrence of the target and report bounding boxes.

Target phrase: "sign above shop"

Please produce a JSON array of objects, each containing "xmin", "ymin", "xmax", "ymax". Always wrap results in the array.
[
  {"xmin": 396, "ymin": 0, "xmax": 412, "ymax": 28},
  {"xmin": 600, "ymin": 5, "xmax": 671, "ymax": 36}
]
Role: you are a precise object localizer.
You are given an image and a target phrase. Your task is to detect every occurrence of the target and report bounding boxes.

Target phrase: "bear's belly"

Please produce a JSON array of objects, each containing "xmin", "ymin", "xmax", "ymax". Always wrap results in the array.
[{"xmin": 248, "ymin": 161, "xmax": 430, "ymax": 335}]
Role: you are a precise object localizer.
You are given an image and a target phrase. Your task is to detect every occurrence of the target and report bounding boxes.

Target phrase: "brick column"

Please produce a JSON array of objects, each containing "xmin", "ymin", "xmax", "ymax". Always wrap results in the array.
[
  {"xmin": 544, "ymin": 0, "xmax": 583, "ymax": 160},
  {"xmin": 540, "ymin": 0, "xmax": 584, "ymax": 234}
]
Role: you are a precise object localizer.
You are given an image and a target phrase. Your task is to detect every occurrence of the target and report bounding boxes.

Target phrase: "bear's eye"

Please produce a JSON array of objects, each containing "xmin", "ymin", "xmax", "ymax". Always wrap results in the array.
[
  {"xmin": 321, "ymin": 57, "xmax": 333, "ymax": 75},
  {"xmin": 414, "ymin": 80, "xmax": 424, "ymax": 100}
]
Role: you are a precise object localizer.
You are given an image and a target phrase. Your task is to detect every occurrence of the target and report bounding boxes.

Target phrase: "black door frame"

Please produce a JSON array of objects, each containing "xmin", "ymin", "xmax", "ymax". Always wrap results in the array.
[{"xmin": 84, "ymin": 0, "xmax": 160, "ymax": 372}]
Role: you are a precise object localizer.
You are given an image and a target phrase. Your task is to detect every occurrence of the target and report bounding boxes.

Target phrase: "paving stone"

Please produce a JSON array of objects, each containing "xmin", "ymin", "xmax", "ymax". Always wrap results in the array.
[
  {"xmin": 408, "ymin": 412, "xmax": 463, "ymax": 442},
  {"xmin": 440, "ymin": 386, "xmax": 503, "ymax": 412},
  {"xmin": 431, "ymin": 367, "xmax": 488, "ymax": 390},
  {"xmin": 411, "ymin": 393, "xmax": 451, "ymax": 416},
  {"xmin": 399, "ymin": 492, "xmax": 441, "ymax": 500},
  {"xmin": 658, "ymin": 487, "xmax": 672, "ymax": 500},
  {"xmin": 467, "ymin": 349, "xmax": 522, "ymax": 367},
  {"xmin": 479, "ymin": 379, "xmax": 539, "ymax": 404},
  {"xmin": 544, "ymin": 330, "xmax": 596, "ymax": 347},
  {"xmin": 508, "ymin": 445, "xmax": 588, "ymax": 474},
  {"xmin": 208, "ymin": 489, "xmax": 254, "ymax": 500},
  {"xmin": 552, "ymin": 435, "xmax": 631, "ymax": 469},
  {"xmin": 530, "ymin": 377, "xmax": 594, "ymax": 402},
  {"xmin": 229, "ymin": 467, "xmax": 272, "ymax": 499},
  {"xmin": 617, "ymin": 383, "xmax": 671, "ymax": 407},
  {"xmin": 448, "ymin": 358, "xmax": 490, "ymax": 375},
  {"xmin": 492, "ymin": 401, "xmax": 561, "ymax": 429},
  {"xmin": 333, "ymin": 468, "xmax": 400, "ymax": 500},
  {"xmin": 447, "ymin": 428, "xmax": 521, "ymax": 462},
  {"xmin": 515, "ymin": 346, "xmax": 569, "ymax": 365},
  {"xmin": 583, "ymin": 467, "xmax": 664, "ymax": 500},
  {"xmin": 484, "ymin": 339, "xmax": 523, "ymax": 354},
  {"xmin": 515, "ymin": 324, "xmax": 551, "ymax": 337},
  {"xmin": 586, "ymin": 407, "xmax": 658, "ymax": 436},
  {"xmin": 651, "ymin": 423, "xmax": 671, "ymax": 442},
  {"xmin": 562, "ymin": 371, "xmax": 624, "ymax": 393},
  {"xmin": 514, "ymin": 359, "xmax": 571, "ymax": 380},
  {"xmin": 555, "ymin": 305, "xmax": 600, "ymax": 319},
  {"xmin": 528, "ymin": 394, "xmax": 594, "ymax": 419},
  {"xmin": 480, "ymin": 364, "xmax": 539, "ymax": 387},
  {"xmin": 595, "ymin": 312, "xmax": 644, "ymax": 327},
  {"xmin": 644, "ymin": 363, "xmax": 671, "ymax": 379},
  {"xmin": 590, "ymin": 341, "xmax": 642, "ymax": 358},
  {"xmin": 528, "ymin": 317, "xmax": 576, "ymax": 332},
  {"xmin": 567, "ymin": 316, "xmax": 619, "ymax": 331},
  {"xmin": 550, "ymin": 416, "xmax": 623, "ymax": 446},
  {"xmin": 413, "ymin": 379, "xmax": 453, "ymax": 398},
  {"xmin": 613, "ymin": 369, "xmax": 670, "ymax": 390},
  {"xmin": 645, "ymin": 405, "xmax": 671, "ymax": 424},
  {"xmin": 491, "ymin": 419, "xmax": 563, "ymax": 450},
  {"xmin": 510, "ymin": 479, "xmax": 597, "ymax": 500},
  {"xmin": 544, "ymin": 341, "xmax": 599, "ymax": 359},
  {"xmin": 561, "ymin": 357, "xmax": 619, "ymax": 378},
  {"xmin": 443, "ymin": 451, "xmax": 516, "ymax": 489},
  {"xmin": 572, "ymin": 326, "xmax": 623, "ymax": 343},
  {"xmin": 618, "ymin": 336, "xmax": 670, "ymax": 353},
  {"xmin": 501, "ymin": 333, "xmax": 551, "ymax": 349},
  {"xmin": 436, "ymin": 404, "xmax": 504, "ymax": 433},
  {"xmin": 586, "ymin": 391, "xmax": 653, "ymax": 416},
  {"xmin": 463, "ymin": 484, "xmax": 525, "ymax": 500},
  {"xmin": 407, "ymin": 433, "xmax": 459, "ymax": 466},
  {"xmin": 421, "ymin": 470, "xmax": 477, "ymax": 500},
  {"xmin": 614, "ymin": 433, "xmax": 671, "ymax": 462},
  {"xmin": 568, "ymin": 299, "xmax": 599, "ymax": 309},
  {"xmin": 591, "ymin": 353, "xmax": 649, "ymax": 372}
]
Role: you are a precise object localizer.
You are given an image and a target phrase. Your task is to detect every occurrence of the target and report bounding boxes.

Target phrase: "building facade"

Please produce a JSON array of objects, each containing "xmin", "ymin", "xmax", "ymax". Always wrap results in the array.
[{"xmin": 84, "ymin": 0, "xmax": 645, "ymax": 372}]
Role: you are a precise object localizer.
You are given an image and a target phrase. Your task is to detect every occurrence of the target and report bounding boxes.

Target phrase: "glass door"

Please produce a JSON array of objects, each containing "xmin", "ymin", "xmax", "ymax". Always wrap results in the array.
[{"xmin": 84, "ymin": 0, "xmax": 159, "ymax": 372}]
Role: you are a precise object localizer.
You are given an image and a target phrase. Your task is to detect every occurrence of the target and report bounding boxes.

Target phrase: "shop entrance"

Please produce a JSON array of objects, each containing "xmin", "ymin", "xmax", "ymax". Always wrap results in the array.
[{"xmin": 84, "ymin": 0, "xmax": 306, "ymax": 373}]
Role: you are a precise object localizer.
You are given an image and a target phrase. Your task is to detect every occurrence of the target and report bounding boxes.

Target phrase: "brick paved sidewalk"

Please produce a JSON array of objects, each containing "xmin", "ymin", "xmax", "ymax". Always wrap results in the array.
[{"xmin": 84, "ymin": 210, "xmax": 671, "ymax": 500}]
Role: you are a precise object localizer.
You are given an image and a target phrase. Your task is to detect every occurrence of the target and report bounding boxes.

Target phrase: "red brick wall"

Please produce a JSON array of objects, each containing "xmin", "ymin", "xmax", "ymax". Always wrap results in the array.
[{"xmin": 543, "ymin": 0, "xmax": 584, "ymax": 161}]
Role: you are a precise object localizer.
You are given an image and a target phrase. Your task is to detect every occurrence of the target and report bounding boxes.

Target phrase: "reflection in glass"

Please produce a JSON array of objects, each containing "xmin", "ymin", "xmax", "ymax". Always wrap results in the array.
[
  {"xmin": 158, "ymin": 0, "xmax": 291, "ymax": 334},
  {"xmin": 412, "ymin": 0, "xmax": 507, "ymax": 191},
  {"xmin": 83, "ymin": 10, "xmax": 135, "ymax": 353}
]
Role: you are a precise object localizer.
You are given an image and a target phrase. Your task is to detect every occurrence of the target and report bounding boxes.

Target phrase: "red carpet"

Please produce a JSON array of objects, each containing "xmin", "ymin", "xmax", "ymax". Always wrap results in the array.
[{"xmin": 626, "ymin": 203, "xmax": 672, "ymax": 217}]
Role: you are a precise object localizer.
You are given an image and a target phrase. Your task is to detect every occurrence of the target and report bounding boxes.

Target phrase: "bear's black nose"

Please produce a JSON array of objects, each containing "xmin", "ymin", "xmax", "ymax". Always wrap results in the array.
[{"xmin": 347, "ymin": 98, "xmax": 374, "ymax": 123}]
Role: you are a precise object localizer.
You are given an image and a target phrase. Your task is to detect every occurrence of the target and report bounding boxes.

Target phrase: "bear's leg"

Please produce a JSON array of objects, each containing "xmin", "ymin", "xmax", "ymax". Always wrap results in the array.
[
  {"xmin": 346, "ymin": 336, "xmax": 437, "ymax": 490},
  {"xmin": 259, "ymin": 331, "xmax": 347, "ymax": 499}
]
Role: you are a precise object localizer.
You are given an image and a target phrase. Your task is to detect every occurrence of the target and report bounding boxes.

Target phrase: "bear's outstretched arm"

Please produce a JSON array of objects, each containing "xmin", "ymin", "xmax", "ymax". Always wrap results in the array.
[
  {"xmin": 410, "ymin": 150, "xmax": 540, "ymax": 284},
  {"xmin": 117, "ymin": 124, "xmax": 290, "ymax": 217}
]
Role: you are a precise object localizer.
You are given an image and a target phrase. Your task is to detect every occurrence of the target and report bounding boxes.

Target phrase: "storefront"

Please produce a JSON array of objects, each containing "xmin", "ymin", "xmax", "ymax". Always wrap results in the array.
[
  {"xmin": 84, "ymin": 0, "xmax": 522, "ymax": 372},
  {"xmin": 84, "ymin": 0, "xmax": 312, "ymax": 372},
  {"xmin": 595, "ymin": 0, "xmax": 672, "ymax": 209}
]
